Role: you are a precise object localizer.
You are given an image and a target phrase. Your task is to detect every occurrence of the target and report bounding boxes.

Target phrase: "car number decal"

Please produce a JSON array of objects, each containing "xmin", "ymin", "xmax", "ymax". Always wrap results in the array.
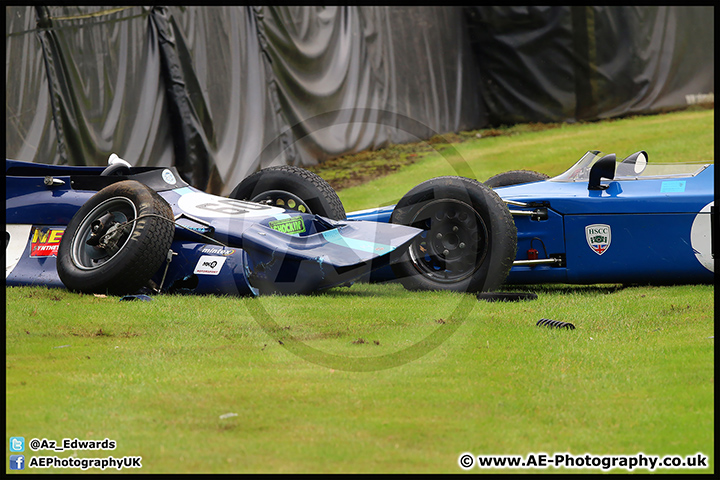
[
  {"xmin": 193, "ymin": 255, "xmax": 226, "ymax": 275},
  {"xmin": 585, "ymin": 224, "xmax": 611, "ymax": 255},
  {"xmin": 5, "ymin": 224, "xmax": 33, "ymax": 277},
  {"xmin": 176, "ymin": 191, "xmax": 285, "ymax": 218}
]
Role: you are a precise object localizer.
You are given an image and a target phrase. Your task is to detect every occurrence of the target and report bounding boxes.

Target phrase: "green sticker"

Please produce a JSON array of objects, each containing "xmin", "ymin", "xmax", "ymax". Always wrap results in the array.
[{"xmin": 269, "ymin": 216, "xmax": 306, "ymax": 235}]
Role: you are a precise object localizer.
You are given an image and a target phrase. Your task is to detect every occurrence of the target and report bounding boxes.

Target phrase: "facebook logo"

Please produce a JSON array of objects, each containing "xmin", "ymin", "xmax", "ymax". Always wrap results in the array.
[
  {"xmin": 10, "ymin": 436, "xmax": 25, "ymax": 452},
  {"xmin": 10, "ymin": 455, "xmax": 25, "ymax": 470}
]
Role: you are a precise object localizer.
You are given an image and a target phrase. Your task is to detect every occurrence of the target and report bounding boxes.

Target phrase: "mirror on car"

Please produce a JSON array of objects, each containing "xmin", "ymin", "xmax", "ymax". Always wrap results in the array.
[{"xmin": 616, "ymin": 150, "xmax": 648, "ymax": 177}]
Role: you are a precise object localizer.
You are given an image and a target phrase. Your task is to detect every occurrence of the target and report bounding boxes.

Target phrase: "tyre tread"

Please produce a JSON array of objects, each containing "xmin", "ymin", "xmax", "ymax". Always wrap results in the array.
[
  {"xmin": 231, "ymin": 165, "xmax": 346, "ymax": 220},
  {"xmin": 57, "ymin": 181, "xmax": 175, "ymax": 295}
]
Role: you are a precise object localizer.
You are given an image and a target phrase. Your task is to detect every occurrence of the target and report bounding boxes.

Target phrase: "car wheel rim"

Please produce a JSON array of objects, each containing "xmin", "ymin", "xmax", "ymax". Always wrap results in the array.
[
  {"xmin": 71, "ymin": 197, "xmax": 137, "ymax": 270},
  {"xmin": 407, "ymin": 199, "xmax": 488, "ymax": 283}
]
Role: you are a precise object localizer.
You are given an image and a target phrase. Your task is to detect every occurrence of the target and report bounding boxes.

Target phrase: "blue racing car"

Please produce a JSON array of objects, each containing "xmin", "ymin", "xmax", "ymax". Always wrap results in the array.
[
  {"xmin": 5, "ymin": 150, "xmax": 714, "ymax": 296},
  {"xmin": 348, "ymin": 150, "xmax": 714, "ymax": 290},
  {"xmin": 5, "ymin": 155, "xmax": 420, "ymax": 296}
]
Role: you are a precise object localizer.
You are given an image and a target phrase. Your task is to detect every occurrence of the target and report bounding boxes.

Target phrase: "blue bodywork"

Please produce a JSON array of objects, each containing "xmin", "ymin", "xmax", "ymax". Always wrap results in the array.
[
  {"xmin": 499, "ymin": 167, "xmax": 714, "ymax": 285},
  {"xmin": 347, "ymin": 151, "xmax": 715, "ymax": 286},
  {"xmin": 5, "ymin": 151, "xmax": 715, "ymax": 294},
  {"xmin": 5, "ymin": 159, "xmax": 421, "ymax": 295}
]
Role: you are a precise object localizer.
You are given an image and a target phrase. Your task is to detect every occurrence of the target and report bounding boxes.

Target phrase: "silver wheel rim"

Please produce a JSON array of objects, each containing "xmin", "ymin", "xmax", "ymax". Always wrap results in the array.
[{"xmin": 71, "ymin": 197, "xmax": 137, "ymax": 271}]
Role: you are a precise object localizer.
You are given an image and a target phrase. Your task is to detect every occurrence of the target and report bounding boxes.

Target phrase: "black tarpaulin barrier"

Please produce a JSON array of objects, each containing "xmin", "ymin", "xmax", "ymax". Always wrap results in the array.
[
  {"xmin": 6, "ymin": 6, "xmax": 714, "ymax": 194},
  {"xmin": 585, "ymin": 6, "xmax": 714, "ymax": 119},
  {"xmin": 149, "ymin": 6, "xmax": 216, "ymax": 190},
  {"xmin": 23, "ymin": 7, "xmax": 176, "ymax": 173},
  {"xmin": 464, "ymin": 6, "xmax": 714, "ymax": 124},
  {"xmin": 464, "ymin": 6, "xmax": 578, "ymax": 125},
  {"xmin": 252, "ymin": 6, "xmax": 484, "ymax": 168},
  {"xmin": 163, "ymin": 6, "xmax": 299, "ymax": 195},
  {"xmin": 7, "ymin": 6, "xmax": 482, "ymax": 194},
  {"xmin": 6, "ymin": 6, "xmax": 59, "ymax": 163}
]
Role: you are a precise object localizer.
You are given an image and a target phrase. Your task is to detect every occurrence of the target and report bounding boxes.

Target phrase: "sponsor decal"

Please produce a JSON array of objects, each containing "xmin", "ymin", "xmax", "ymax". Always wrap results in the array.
[
  {"xmin": 660, "ymin": 180, "xmax": 686, "ymax": 193},
  {"xmin": 30, "ymin": 227, "xmax": 65, "ymax": 257},
  {"xmin": 193, "ymin": 255, "xmax": 226, "ymax": 275},
  {"xmin": 269, "ymin": 216, "xmax": 306, "ymax": 235},
  {"xmin": 177, "ymin": 191, "xmax": 284, "ymax": 218},
  {"xmin": 200, "ymin": 247, "xmax": 236, "ymax": 256},
  {"xmin": 585, "ymin": 224, "xmax": 611, "ymax": 255},
  {"xmin": 183, "ymin": 225, "xmax": 213, "ymax": 234},
  {"xmin": 162, "ymin": 169, "xmax": 177, "ymax": 185}
]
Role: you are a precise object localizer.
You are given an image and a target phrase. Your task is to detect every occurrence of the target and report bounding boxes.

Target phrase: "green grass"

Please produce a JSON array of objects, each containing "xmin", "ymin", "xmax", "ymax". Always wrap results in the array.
[
  {"xmin": 5, "ymin": 284, "xmax": 714, "ymax": 473},
  {"xmin": 5, "ymin": 109, "xmax": 714, "ymax": 473}
]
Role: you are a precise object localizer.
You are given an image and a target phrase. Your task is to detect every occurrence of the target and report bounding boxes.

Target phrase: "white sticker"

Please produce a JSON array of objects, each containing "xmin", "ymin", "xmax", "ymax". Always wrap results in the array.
[
  {"xmin": 177, "ymin": 191, "xmax": 284, "ymax": 218},
  {"xmin": 162, "ymin": 169, "xmax": 177, "ymax": 185},
  {"xmin": 690, "ymin": 201, "xmax": 714, "ymax": 272},
  {"xmin": 193, "ymin": 255, "xmax": 226, "ymax": 275}
]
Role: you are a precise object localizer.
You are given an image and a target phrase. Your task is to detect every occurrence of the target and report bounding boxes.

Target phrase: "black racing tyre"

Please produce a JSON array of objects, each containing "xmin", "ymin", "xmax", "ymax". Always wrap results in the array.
[
  {"xmin": 484, "ymin": 170, "xmax": 549, "ymax": 188},
  {"xmin": 229, "ymin": 165, "xmax": 346, "ymax": 220},
  {"xmin": 57, "ymin": 180, "xmax": 175, "ymax": 295},
  {"xmin": 390, "ymin": 176, "xmax": 517, "ymax": 293}
]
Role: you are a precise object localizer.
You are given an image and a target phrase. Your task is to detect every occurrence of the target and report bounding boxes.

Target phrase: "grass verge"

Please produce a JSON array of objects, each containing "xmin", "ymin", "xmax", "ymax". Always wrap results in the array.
[
  {"xmin": 6, "ymin": 283, "xmax": 714, "ymax": 473},
  {"xmin": 6, "ymin": 108, "xmax": 714, "ymax": 473}
]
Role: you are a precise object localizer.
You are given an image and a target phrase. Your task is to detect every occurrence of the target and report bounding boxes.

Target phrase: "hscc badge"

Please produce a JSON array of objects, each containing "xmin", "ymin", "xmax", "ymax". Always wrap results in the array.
[{"xmin": 586, "ymin": 224, "xmax": 611, "ymax": 255}]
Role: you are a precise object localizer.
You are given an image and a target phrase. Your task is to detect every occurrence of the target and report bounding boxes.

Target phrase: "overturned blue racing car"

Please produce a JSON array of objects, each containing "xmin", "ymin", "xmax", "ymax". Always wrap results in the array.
[
  {"xmin": 5, "ymin": 149, "xmax": 715, "ymax": 296},
  {"xmin": 6, "ymin": 155, "xmax": 421, "ymax": 296}
]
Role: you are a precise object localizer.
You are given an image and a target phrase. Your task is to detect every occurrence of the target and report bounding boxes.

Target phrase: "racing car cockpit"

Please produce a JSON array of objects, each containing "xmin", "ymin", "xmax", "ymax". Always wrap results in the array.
[{"xmin": 549, "ymin": 150, "xmax": 711, "ymax": 190}]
